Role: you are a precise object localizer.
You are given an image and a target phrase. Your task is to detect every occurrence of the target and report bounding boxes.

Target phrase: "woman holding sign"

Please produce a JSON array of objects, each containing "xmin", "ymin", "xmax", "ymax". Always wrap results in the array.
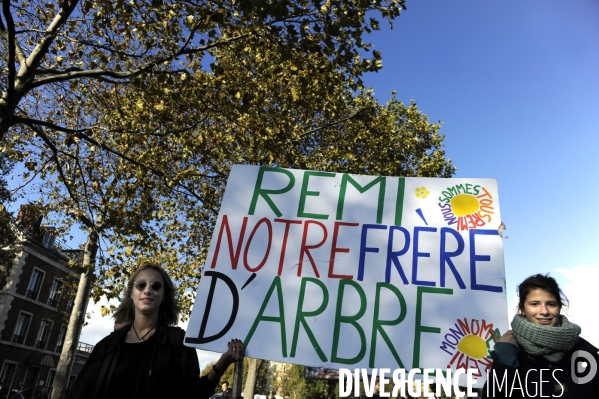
[
  {"xmin": 66, "ymin": 261, "xmax": 244, "ymax": 399},
  {"xmin": 483, "ymin": 274, "xmax": 599, "ymax": 398}
]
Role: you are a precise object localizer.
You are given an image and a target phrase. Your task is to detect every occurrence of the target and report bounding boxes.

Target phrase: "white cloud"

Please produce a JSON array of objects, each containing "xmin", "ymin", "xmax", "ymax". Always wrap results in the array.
[
  {"xmin": 555, "ymin": 264, "xmax": 599, "ymax": 347},
  {"xmin": 78, "ymin": 297, "xmax": 118, "ymax": 346}
]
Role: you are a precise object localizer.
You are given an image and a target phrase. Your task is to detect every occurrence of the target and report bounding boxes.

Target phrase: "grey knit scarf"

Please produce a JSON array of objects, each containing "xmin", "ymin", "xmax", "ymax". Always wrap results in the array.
[{"xmin": 511, "ymin": 314, "xmax": 581, "ymax": 363}]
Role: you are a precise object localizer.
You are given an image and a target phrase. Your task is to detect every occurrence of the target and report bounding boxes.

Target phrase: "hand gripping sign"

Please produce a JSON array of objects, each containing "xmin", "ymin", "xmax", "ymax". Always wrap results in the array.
[{"xmin": 185, "ymin": 165, "xmax": 508, "ymax": 387}]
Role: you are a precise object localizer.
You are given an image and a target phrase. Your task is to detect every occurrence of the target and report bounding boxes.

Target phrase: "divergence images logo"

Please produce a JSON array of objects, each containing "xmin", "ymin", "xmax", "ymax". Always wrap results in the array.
[
  {"xmin": 438, "ymin": 184, "xmax": 495, "ymax": 231},
  {"xmin": 571, "ymin": 350, "xmax": 598, "ymax": 384}
]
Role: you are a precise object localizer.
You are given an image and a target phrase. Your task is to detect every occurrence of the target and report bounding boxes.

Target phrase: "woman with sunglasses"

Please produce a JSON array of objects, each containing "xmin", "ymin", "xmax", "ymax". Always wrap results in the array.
[{"xmin": 66, "ymin": 261, "xmax": 244, "ymax": 399}]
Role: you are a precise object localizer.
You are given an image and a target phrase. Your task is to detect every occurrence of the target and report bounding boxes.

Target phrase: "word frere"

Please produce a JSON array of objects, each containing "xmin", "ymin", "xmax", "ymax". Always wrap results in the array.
[
  {"xmin": 339, "ymin": 368, "xmax": 479, "ymax": 397},
  {"xmin": 211, "ymin": 215, "xmax": 503, "ymax": 293}
]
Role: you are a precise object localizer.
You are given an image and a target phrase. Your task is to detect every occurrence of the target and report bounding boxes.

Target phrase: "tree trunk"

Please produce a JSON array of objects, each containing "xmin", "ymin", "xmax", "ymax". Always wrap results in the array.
[
  {"xmin": 243, "ymin": 358, "xmax": 263, "ymax": 399},
  {"xmin": 50, "ymin": 230, "xmax": 98, "ymax": 399}
]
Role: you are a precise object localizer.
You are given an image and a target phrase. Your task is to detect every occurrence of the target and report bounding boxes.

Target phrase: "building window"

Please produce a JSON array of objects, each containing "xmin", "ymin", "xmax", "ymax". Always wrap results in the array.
[
  {"xmin": 48, "ymin": 279, "xmax": 63, "ymax": 307},
  {"xmin": 12, "ymin": 312, "xmax": 32, "ymax": 344},
  {"xmin": 36, "ymin": 320, "xmax": 53, "ymax": 349},
  {"xmin": 40, "ymin": 227, "xmax": 56, "ymax": 249},
  {"xmin": 23, "ymin": 366, "xmax": 40, "ymax": 397},
  {"xmin": 46, "ymin": 369, "xmax": 56, "ymax": 387},
  {"xmin": 55, "ymin": 325, "xmax": 67, "ymax": 353},
  {"xmin": 26, "ymin": 268, "xmax": 45, "ymax": 300},
  {"xmin": 65, "ymin": 297, "xmax": 74, "ymax": 313},
  {"xmin": 0, "ymin": 361, "xmax": 17, "ymax": 388},
  {"xmin": 45, "ymin": 369, "xmax": 56, "ymax": 398}
]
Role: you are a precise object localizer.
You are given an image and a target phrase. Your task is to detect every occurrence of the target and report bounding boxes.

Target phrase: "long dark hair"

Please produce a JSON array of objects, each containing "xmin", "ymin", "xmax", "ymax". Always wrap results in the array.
[{"xmin": 113, "ymin": 261, "xmax": 181, "ymax": 325}]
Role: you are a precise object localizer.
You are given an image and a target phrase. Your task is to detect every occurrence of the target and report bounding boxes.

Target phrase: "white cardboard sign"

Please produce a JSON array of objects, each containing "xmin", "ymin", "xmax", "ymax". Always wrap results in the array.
[{"xmin": 186, "ymin": 165, "xmax": 507, "ymax": 385}]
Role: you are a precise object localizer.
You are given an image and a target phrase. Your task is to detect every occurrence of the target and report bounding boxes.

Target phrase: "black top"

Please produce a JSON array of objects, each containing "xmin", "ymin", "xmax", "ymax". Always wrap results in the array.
[
  {"xmin": 107, "ymin": 338, "xmax": 151, "ymax": 399},
  {"xmin": 482, "ymin": 337, "xmax": 599, "ymax": 399},
  {"xmin": 66, "ymin": 324, "xmax": 218, "ymax": 399}
]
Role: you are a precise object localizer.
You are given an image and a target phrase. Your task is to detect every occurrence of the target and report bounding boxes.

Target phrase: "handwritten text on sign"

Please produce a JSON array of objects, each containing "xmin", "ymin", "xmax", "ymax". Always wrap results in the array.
[{"xmin": 186, "ymin": 166, "xmax": 507, "ymax": 384}]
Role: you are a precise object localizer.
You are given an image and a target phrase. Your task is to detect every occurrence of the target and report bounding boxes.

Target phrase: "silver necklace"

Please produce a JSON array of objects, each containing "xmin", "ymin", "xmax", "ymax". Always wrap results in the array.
[{"xmin": 132, "ymin": 323, "xmax": 156, "ymax": 342}]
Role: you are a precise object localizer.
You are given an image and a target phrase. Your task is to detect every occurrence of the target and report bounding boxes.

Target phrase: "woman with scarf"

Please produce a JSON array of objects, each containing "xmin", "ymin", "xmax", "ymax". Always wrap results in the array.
[
  {"xmin": 66, "ymin": 261, "xmax": 244, "ymax": 399},
  {"xmin": 482, "ymin": 274, "xmax": 599, "ymax": 398}
]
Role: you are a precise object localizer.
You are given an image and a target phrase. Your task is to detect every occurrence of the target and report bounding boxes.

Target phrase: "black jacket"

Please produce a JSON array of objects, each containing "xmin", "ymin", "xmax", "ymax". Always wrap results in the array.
[
  {"xmin": 65, "ymin": 324, "xmax": 217, "ymax": 399},
  {"xmin": 482, "ymin": 337, "xmax": 599, "ymax": 398}
]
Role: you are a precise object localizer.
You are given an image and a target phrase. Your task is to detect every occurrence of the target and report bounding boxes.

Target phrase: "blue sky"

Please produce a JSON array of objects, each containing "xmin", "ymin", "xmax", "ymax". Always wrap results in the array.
[
  {"xmin": 360, "ymin": 0, "xmax": 599, "ymax": 344},
  {"xmin": 56, "ymin": 0, "xmax": 599, "ymax": 365}
]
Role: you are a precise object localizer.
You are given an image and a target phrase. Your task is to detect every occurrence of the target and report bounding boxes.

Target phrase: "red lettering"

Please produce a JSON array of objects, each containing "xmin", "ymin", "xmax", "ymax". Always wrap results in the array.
[
  {"xmin": 211, "ymin": 215, "xmax": 248, "ymax": 269},
  {"xmin": 477, "ymin": 356, "xmax": 493, "ymax": 374},
  {"xmin": 274, "ymin": 218, "xmax": 302, "ymax": 276},
  {"xmin": 297, "ymin": 220, "xmax": 328, "ymax": 278},
  {"xmin": 458, "ymin": 217, "xmax": 469, "ymax": 231},
  {"xmin": 457, "ymin": 318, "xmax": 471, "ymax": 334},
  {"xmin": 243, "ymin": 218, "xmax": 272, "ymax": 273},
  {"xmin": 328, "ymin": 221, "xmax": 359, "ymax": 279},
  {"xmin": 480, "ymin": 319, "xmax": 494, "ymax": 339}
]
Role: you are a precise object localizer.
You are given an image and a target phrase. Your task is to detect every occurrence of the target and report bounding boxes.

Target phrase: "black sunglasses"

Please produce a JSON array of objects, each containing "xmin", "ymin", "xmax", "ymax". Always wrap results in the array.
[{"xmin": 133, "ymin": 280, "xmax": 163, "ymax": 292}]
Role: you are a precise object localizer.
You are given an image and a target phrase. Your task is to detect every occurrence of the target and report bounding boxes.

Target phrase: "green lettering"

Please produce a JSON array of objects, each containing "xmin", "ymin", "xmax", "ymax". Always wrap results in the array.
[
  {"xmin": 291, "ymin": 277, "xmax": 329, "ymax": 361},
  {"xmin": 249, "ymin": 167, "xmax": 295, "ymax": 217},
  {"xmin": 370, "ymin": 283, "xmax": 407, "ymax": 368},
  {"xmin": 337, "ymin": 175, "xmax": 386, "ymax": 223},
  {"xmin": 244, "ymin": 276, "xmax": 287, "ymax": 357},
  {"xmin": 413, "ymin": 286, "xmax": 453, "ymax": 368},
  {"xmin": 331, "ymin": 279, "xmax": 367, "ymax": 364},
  {"xmin": 298, "ymin": 171, "xmax": 335, "ymax": 219},
  {"xmin": 395, "ymin": 178, "xmax": 405, "ymax": 226}
]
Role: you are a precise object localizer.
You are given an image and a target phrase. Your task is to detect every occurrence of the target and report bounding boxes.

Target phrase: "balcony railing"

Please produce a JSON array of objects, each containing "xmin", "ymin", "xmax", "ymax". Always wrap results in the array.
[
  {"xmin": 77, "ymin": 342, "xmax": 94, "ymax": 353},
  {"xmin": 48, "ymin": 298, "xmax": 58, "ymax": 307},
  {"xmin": 26, "ymin": 289, "xmax": 39, "ymax": 299},
  {"xmin": 12, "ymin": 334, "xmax": 25, "ymax": 344},
  {"xmin": 36, "ymin": 340, "xmax": 47, "ymax": 349}
]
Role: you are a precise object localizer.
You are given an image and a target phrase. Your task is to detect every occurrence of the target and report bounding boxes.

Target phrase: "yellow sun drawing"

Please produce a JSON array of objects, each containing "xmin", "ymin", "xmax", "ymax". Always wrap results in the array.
[
  {"xmin": 456, "ymin": 334, "xmax": 488, "ymax": 359},
  {"xmin": 450, "ymin": 194, "xmax": 480, "ymax": 216},
  {"xmin": 415, "ymin": 187, "xmax": 430, "ymax": 199}
]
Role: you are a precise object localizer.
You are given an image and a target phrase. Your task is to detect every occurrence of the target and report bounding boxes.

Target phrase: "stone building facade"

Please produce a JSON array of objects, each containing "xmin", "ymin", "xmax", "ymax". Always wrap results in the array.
[{"xmin": 0, "ymin": 206, "xmax": 91, "ymax": 399}]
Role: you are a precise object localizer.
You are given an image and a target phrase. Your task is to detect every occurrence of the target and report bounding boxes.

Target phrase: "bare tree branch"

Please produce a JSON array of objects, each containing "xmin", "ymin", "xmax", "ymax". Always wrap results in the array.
[{"xmin": 23, "ymin": 0, "xmax": 80, "ymax": 81}]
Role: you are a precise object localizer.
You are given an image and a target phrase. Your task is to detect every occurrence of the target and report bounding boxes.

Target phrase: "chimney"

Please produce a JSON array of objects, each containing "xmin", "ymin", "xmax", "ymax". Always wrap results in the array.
[{"xmin": 16, "ymin": 203, "xmax": 43, "ymax": 236}]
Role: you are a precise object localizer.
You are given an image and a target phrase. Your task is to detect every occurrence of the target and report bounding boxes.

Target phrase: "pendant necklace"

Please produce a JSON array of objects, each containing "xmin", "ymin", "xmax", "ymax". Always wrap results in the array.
[{"xmin": 132, "ymin": 323, "xmax": 157, "ymax": 342}]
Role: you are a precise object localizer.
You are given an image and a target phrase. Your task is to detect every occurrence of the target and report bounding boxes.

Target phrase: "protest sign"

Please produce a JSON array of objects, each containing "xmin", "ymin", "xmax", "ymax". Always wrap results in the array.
[{"xmin": 186, "ymin": 165, "xmax": 508, "ymax": 385}]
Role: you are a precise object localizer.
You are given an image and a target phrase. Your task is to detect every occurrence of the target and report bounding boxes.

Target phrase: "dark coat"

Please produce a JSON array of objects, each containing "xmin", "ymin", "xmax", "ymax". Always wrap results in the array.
[
  {"xmin": 65, "ymin": 324, "xmax": 217, "ymax": 399},
  {"xmin": 482, "ymin": 337, "xmax": 599, "ymax": 398}
]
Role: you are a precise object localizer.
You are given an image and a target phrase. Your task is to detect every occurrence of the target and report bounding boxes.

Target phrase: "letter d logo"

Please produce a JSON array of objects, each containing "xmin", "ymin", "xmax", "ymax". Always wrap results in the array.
[{"xmin": 571, "ymin": 350, "xmax": 598, "ymax": 384}]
